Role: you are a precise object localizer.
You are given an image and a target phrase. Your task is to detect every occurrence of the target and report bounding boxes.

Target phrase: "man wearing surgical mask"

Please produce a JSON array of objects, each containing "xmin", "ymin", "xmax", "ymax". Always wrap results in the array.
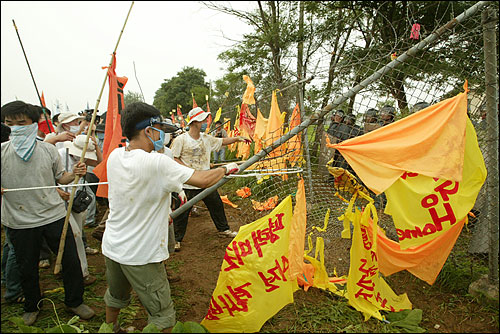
[
  {"xmin": 44, "ymin": 112, "xmax": 85, "ymax": 149},
  {"xmin": 1, "ymin": 101, "xmax": 96, "ymax": 326}
]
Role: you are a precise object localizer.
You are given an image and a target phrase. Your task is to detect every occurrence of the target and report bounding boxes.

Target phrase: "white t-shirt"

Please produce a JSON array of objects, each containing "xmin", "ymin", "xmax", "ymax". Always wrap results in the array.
[
  {"xmin": 102, "ymin": 147, "xmax": 194, "ymax": 265},
  {"xmin": 170, "ymin": 132, "xmax": 222, "ymax": 190}
]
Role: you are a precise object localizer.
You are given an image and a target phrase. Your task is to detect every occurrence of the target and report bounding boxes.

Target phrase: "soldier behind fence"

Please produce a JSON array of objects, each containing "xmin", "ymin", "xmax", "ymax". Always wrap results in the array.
[{"xmin": 363, "ymin": 108, "xmax": 381, "ymax": 133}]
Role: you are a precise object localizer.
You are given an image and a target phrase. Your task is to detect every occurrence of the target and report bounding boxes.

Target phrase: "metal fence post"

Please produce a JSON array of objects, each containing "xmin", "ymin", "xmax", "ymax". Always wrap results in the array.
[{"xmin": 482, "ymin": 7, "xmax": 499, "ymax": 284}]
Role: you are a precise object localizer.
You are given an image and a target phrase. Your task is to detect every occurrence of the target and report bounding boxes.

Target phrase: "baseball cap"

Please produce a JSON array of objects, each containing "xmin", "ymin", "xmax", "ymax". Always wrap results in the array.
[{"xmin": 187, "ymin": 107, "xmax": 210, "ymax": 125}]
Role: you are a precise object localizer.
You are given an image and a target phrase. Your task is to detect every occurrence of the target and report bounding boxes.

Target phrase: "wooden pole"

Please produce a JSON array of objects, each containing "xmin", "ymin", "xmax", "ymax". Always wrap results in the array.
[{"xmin": 54, "ymin": 1, "xmax": 134, "ymax": 274}]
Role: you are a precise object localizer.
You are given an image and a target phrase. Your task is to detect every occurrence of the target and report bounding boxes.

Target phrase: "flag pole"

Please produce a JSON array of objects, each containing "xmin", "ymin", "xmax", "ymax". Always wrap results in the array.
[
  {"xmin": 12, "ymin": 19, "xmax": 52, "ymax": 132},
  {"xmin": 54, "ymin": 1, "xmax": 135, "ymax": 274}
]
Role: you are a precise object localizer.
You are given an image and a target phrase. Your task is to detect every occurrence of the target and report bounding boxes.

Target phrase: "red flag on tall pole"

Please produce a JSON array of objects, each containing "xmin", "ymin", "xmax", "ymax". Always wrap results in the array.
[
  {"xmin": 93, "ymin": 53, "xmax": 128, "ymax": 198},
  {"xmin": 176, "ymin": 104, "xmax": 185, "ymax": 128},
  {"xmin": 205, "ymin": 95, "xmax": 212, "ymax": 133},
  {"xmin": 192, "ymin": 92, "xmax": 198, "ymax": 108},
  {"xmin": 38, "ymin": 91, "xmax": 54, "ymax": 134},
  {"xmin": 41, "ymin": 91, "xmax": 47, "ymax": 107}
]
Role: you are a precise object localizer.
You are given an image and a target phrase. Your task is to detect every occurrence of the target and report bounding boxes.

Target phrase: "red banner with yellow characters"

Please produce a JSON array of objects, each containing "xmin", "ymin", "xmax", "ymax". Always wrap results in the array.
[
  {"xmin": 201, "ymin": 196, "xmax": 295, "ymax": 333},
  {"xmin": 384, "ymin": 118, "xmax": 486, "ymax": 249}
]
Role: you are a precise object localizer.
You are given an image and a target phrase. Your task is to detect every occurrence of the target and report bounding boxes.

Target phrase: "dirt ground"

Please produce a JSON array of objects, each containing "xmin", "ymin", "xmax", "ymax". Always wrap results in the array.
[{"xmin": 2, "ymin": 200, "xmax": 499, "ymax": 333}]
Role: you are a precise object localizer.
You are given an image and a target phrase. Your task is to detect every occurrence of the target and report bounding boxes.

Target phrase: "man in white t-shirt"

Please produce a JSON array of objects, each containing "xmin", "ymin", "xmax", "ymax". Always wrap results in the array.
[
  {"xmin": 102, "ymin": 102, "xmax": 238, "ymax": 331},
  {"xmin": 170, "ymin": 107, "xmax": 250, "ymax": 251}
]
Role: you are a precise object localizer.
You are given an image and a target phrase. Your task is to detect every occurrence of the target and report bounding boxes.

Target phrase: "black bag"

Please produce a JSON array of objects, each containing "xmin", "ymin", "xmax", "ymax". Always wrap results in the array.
[{"xmin": 72, "ymin": 178, "xmax": 92, "ymax": 213}]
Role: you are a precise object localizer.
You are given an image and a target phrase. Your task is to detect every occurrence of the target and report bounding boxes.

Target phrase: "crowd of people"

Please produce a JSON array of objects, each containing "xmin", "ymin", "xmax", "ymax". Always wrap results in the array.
[
  {"xmin": 1, "ymin": 100, "xmax": 246, "ymax": 331},
  {"xmin": 2, "ymin": 98, "xmax": 435, "ymax": 330}
]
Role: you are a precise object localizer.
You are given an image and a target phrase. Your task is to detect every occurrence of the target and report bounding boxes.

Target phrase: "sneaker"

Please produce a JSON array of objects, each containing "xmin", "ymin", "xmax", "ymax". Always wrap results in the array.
[
  {"xmin": 218, "ymin": 229, "xmax": 237, "ymax": 238},
  {"xmin": 174, "ymin": 242, "xmax": 181, "ymax": 252},
  {"xmin": 22, "ymin": 310, "xmax": 39, "ymax": 326},
  {"xmin": 39, "ymin": 259, "xmax": 50, "ymax": 269},
  {"xmin": 83, "ymin": 275, "xmax": 97, "ymax": 286},
  {"xmin": 85, "ymin": 247, "xmax": 99, "ymax": 255},
  {"xmin": 66, "ymin": 303, "xmax": 95, "ymax": 320}
]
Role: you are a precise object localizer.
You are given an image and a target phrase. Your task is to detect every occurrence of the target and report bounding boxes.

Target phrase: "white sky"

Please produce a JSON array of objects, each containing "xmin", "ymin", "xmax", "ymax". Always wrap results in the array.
[{"xmin": 1, "ymin": 1, "xmax": 254, "ymax": 115}]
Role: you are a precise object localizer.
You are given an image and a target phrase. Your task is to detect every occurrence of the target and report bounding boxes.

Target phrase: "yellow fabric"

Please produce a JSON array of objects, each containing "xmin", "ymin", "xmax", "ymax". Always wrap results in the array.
[
  {"xmin": 213, "ymin": 107, "xmax": 222, "ymax": 124},
  {"xmin": 384, "ymin": 118, "xmax": 486, "ymax": 249},
  {"xmin": 201, "ymin": 196, "xmax": 294, "ymax": 333},
  {"xmin": 330, "ymin": 82, "xmax": 469, "ymax": 195},
  {"xmin": 286, "ymin": 103, "xmax": 303, "ymax": 167},
  {"xmin": 300, "ymin": 210, "xmax": 345, "ymax": 295},
  {"xmin": 288, "ymin": 179, "xmax": 306, "ymax": 280},
  {"xmin": 346, "ymin": 203, "xmax": 412, "ymax": 321},
  {"xmin": 242, "ymin": 75, "xmax": 256, "ymax": 105},
  {"xmin": 253, "ymin": 108, "xmax": 268, "ymax": 154},
  {"xmin": 236, "ymin": 128, "xmax": 251, "ymax": 160}
]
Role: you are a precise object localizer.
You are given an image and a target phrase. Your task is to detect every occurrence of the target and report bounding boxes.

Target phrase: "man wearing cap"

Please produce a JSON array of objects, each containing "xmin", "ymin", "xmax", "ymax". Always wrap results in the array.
[
  {"xmin": 102, "ymin": 102, "xmax": 239, "ymax": 331},
  {"xmin": 58, "ymin": 134, "xmax": 103, "ymax": 285},
  {"xmin": 1, "ymin": 101, "xmax": 96, "ymax": 325},
  {"xmin": 44, "ymin": 111, "xmax": 85, "ymax": 149},
  {"xmin": 170, "ymin": 107, "xmax": 249, "ymax": 250}
]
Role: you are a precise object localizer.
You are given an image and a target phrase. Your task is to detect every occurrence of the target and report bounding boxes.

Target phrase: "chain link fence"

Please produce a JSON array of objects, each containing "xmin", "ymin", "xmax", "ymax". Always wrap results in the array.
[{"xmin": 173, "ymin": 1, "xmax": 499, "ymax": 291}]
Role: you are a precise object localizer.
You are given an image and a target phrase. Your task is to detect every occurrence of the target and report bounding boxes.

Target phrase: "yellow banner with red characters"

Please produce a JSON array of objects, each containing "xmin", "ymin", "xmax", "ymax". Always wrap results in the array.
[
  {"xmin": 347, "ymin": 203, "xmax": 412, "ymax": 321},
  {"xmin": 384, "ymin": 118, "xmax": 486, "ymax": 249},
  {"xmin": 201, "ymin": 196, "xmax": 295, "ymax": 333}
]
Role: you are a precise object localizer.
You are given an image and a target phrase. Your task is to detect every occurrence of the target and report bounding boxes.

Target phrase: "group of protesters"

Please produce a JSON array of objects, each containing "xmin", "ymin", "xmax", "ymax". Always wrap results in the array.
[{"xmin": 1, "ymin": 100, "xmax": 249, "ymax": 331}]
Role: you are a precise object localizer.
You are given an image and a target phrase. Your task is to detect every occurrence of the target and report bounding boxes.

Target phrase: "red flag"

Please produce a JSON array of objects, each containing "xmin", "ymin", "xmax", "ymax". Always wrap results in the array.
[
  {"xmin": 192, "ymin": 92, "xmax": 198, "ymax": 108},
  {"xmin": 176, "ymin": 104, "xmax": 185, "ymax": 128},
  {"xmin": 410, "ymin": 23, "xmax": 421, "ymax": 40},
  {"xmin": 41, "ymin": 91, "xmax": 47, "ymax": 107},
  {"xmin": 93, "ymin": 53, "xmax": 128, "ymax": 198},
  {"xmin": 205, "ymin": 100, "xmax": 212, "ymax": 133},
  {"xmin": 239, "ymin": 103, "xmax": 256, "ymax": 138},
  {"xmin": 171, "ymin": 113, "xmax": 175, "ymax": 123}
]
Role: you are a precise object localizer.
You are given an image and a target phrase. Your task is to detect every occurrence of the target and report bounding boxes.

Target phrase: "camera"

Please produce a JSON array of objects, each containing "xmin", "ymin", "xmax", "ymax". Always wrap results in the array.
[{"xmin": 81, "ymin": 109, "xmax": 100, "ymax": 123}]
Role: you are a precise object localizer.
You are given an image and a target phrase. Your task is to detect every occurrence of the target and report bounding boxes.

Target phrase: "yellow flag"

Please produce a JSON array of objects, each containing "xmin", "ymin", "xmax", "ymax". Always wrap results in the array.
[
  {"xmin": 213, "ymin": 107, "xmax": 222, "ymax": 123},
  {"xmin": 288, "ymin": 179, "xmax": 306, "ymax": 279},
  {"xmin": 242, "ymin": 75, "xmax": 256, "ymax": 105},
  {"xmin": 201, "ymin": 196, "xmax": 295, "ymax": 333},
  {"xmin": 330, "ymin": 82, "xmax": 469, "ymax": 195},
  {"xmin": 347, "ymin": 203, "xmax": 412, "ymax": 321},
  {"xmin": 384, "ymin": 118, "xmax": 486, "ymax": 249}
]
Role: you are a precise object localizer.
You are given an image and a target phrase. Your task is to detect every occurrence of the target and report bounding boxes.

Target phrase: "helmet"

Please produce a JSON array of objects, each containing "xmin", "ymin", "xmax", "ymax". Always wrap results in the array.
[
  {"xmin": 380, "ymin": 105, "xmax": 396, "ymax": 117},
  {"xmin": 413, "ymin": 101, "xmax": 430, "ymax": 112},
  {"xmin": 364, "ymin": 108, "xmax": 379, "ymax": 121}
]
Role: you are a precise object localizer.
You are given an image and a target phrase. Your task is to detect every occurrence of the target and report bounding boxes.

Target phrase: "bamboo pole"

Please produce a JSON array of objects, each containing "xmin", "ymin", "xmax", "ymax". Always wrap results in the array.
[{"xmin": 54, "ymin": 1, "xmax": 134, "ymax": 274}]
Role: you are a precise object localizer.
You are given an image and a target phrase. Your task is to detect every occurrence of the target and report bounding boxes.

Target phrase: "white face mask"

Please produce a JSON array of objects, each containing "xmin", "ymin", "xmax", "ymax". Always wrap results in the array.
[
  {"xmin": 69, "ymin": 125, "xmax": 80, "ymax": 134},
  {"xmin": 164, "ymin": 133, "xmax": 171, "ymax": 146}
]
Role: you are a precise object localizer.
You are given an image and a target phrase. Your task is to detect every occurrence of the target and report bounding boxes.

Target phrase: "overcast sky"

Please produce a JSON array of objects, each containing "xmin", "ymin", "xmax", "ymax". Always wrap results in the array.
[{"xmin": 1, "ymin": 1, "xmax": 254, "ymax": 115}]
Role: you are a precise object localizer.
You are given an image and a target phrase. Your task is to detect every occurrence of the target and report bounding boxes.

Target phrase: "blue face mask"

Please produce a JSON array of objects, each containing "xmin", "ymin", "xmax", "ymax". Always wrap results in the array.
[
  {"xmin": 96, "ymin": 132, "xmax": 105, "ymax": 141},
  {"xmin": 9, "ymin": 123, "xmax": 38, "ymax": 161},
  {"xmin": 146, "ymin": 126, "xmax": 165, "ymax": 151},
  {"xmin": 200, "ymin": 123, "xmax": 208, "ymax": 132}
]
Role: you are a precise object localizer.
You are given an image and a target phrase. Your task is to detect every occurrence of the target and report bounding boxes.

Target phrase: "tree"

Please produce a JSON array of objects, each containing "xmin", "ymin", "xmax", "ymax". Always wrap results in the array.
[
  {"xmin": 124, "ymin": 91, "xmax": 144, "ymax": 106},
  {"xmin": 153, "ymin": 67, "xmax": 210, "ymax": 118}
]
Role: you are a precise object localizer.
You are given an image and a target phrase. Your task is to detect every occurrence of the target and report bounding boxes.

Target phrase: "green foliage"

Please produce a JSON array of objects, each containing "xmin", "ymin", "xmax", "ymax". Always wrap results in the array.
[
  {"xmin": 153, "ymin": 67, "xmax": 209, "ymax": 118},
  {"xmin": 172, "ymin": 321, "xmax": 210, "ymax": 333},
  {"xmin": 124, "ymin": 91, "xmax": 144, "ymax": 106},
  {"xmin": 384, "ymin": 309, "xmax": 426, "ymax": 333}
]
